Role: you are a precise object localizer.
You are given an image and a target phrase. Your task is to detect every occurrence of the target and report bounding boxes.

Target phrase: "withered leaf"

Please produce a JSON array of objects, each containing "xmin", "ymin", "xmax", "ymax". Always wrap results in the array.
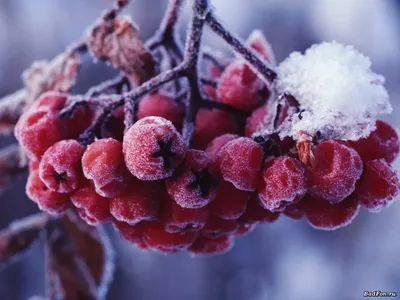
[
  {"xmin": 45, "ymin": 212, "xmax": 114, "ymax": 300},
  {"xmin": 22, "ymin": 50, "xmax": 81, "ymax": 105},
  {"xmin": 86, "ymin": 15, "xmax": 155, "ymax": 85},
  {"xmin": 46, "ymin": 218, "xmax": 98, "ymax": 300},
  {"xmin": 63, "ymin": 212, "xmax": 114, "ymax": 298},
  {"xmin": 0, "ymin": 213, "xmax": 49, "ymax": 270},
  {"xmin": 0, "ymin": 48, "xmax": 81, "ymax": 136}
]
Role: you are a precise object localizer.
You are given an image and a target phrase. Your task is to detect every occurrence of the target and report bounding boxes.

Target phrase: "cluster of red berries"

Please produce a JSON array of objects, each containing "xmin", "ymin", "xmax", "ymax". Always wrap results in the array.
[{"xmin": 14, "ymin": 32, "xmax": 400, "ymax": 255}]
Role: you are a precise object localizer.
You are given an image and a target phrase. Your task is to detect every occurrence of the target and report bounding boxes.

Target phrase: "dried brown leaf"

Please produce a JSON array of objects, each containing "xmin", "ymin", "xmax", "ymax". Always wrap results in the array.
[
  {"xmin": 23, "ymin": 50, "xmax": 81, "ymax": 106},
  {"xmin": 0, "ymin": 213, "xmax": 49, "ymax": 269},
  {"xmin": 63, "ymin": 212, "xmax": 114, "ymax": 298},
  {"xmin": 86, "ymin": 15, "xmax": 155, "ymax": 85},
  {"xmin": 0, "ymin": 48, "xmax": 81, "ymax": 135},
  {"xmin": 46, "ymin": 218, "xmax": 98, "ymax": 300},
  {"xmin": 45, "ymin": 212, "xmax": 114, "ymax": 300}
]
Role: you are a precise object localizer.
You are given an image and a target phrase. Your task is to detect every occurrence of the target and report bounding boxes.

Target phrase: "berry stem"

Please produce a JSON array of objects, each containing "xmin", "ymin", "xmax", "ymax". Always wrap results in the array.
[
  {"xmin": 86, "ymin": 75, "xmax": 130, "ymax": 97},
  {"xmin": 146, "ymin": 0, "xmax": 185, "ymax": 61}
]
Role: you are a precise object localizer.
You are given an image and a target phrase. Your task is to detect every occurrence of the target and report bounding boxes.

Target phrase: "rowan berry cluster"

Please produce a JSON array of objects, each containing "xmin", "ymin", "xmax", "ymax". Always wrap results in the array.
[{"xmin": 13, "ymin": 3, "xmax": 400, "ymax": 256}]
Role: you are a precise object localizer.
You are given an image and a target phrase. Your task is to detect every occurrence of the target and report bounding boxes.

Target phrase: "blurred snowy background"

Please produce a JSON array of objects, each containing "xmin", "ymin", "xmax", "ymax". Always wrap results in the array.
[{"xmin": 1, "ymin": 0, "xmax": 400, "ymax": 299}]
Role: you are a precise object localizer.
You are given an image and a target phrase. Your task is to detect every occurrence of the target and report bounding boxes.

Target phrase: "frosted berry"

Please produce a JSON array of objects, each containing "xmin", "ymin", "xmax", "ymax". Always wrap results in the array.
[
  {"xmin": 309, "ymin": 140, "xmax": 363, "ymax": 203},
  {"xmin": 162, "ymin": 197, "xmax": 210, "ymax": 233},
  {"xmin": 39, "ymin": 140, "xmax": 85, "ymax": 193},
  {"xmin": 113, "ymin": 220, "xmax": 146, "ymax": 244},
  {"xmin": 216, "ymin": 137, "xmax": 264, "ymax": 191},
  {"xmin": 71, "ymin": 181, "xmax": 111, "ymax": 225},
  {"xmin": 143, "ymin": 221, "xmax": 197, "ymax": 253},
  {"xmin": 189, "ymin": 235, "xmax": 233, "ymax": 255},
  {"xmin": 137, "ymin": 93, "xmax": 184, "ymax": 130},
  {"xmin": 15, "ymin": 110, "xmax": 66, "ymax": 159},
  {"xmin": 31, "ymin": 92, "xmax": 93, "ymax": 139},
  {"xmin": 166, "ymin": 150, "xmax": 219, "ymax": 209},
  {"xmin": 349, "ymin": 120, "xmax": 399, "ymax": 164},
  {"xmin": 82, "ymin": 138, "xmax": 129, "ymax": 198},
  {"xmin": 201, "ymin": 215, "xmax": 238, "ymax": 238},
  {"xmin": 217, "ymin": 60, "xmax": 265, "ymax": 111},
  {"xmin": 257, "ymin": 157, "xmax": 307, "ymax": 212},
  {"xmin": 245, "ymin": 105, "xmax": 270, "ymax": 138},
  {"xmin": 239, "ymin": 194, "xmax": 280, "ymax": 224},
  {"xmin": 192, "ymin": 109, "xmax": 238, "ymax": 150},
  {"xmin": 211, "ymin": 180, "xmax": 250, "ymax": 220},
  {"xmin": 26, "ymin": 171, "xmax": 70, "ymax": 215},
  {"xmin": 110, "ymin": 179, "xmax": 161, "ymax": 225},
  {"xmin": 205, "ymin": 134, "xmax": 239, "ymax": 161},
  {"xmin": 303, "ymin": 194, "xmax": 360, "ymax": 231},
  {"xmin": 123, "ymin": 116, "xmax": 186, "ymax": 180},
  {"xmin": 355, "ymin": 159, "xmax": 400, "ymax": 212}
]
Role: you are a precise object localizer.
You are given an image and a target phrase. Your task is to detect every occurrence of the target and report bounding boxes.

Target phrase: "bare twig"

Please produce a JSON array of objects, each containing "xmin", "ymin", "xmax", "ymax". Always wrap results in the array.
[{"xmin": 206, "ymin": 13, "xmax": 277, "ymax": 83}]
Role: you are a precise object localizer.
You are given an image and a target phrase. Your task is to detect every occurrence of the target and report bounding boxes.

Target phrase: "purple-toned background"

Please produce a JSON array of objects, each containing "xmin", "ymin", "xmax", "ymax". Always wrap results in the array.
[{"xmin": 1, "ymin": 1, "xmax": 400, "ymax": 299}]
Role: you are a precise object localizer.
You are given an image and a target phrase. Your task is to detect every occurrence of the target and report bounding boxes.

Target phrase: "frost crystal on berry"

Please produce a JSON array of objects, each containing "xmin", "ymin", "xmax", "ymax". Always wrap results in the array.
[{"xmin": 274, "ymin": 41, "xmax": 392, "ymax": 141}]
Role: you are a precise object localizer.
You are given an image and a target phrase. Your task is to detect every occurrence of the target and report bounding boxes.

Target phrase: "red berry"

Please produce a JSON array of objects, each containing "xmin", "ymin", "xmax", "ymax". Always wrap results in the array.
[
  {"xmin": 303, "ymin": 194, "xmax": 360, "ymax": 231},
  {"xmin": 123, "ymin": 116, "xmax": 186, "ymax": 180},
  {"xmin": 309, "ymin": 140, "xmax": 363, "ymax": 203},
  {"xmin": 246, "ymin": 30, "xmax": 276, "ymax": 65},
  {"xmin": 70, "ymin": 181, "xmax": 111, "ymax": 225},
  {"xmin": 166, "ymin": 150, "xmax": 219, "ymax": 209},
  {"xmin": 211, "ymin": 180, "xmax": 250, "ymax": 220},
  {"xmin": 217, "ymin": 60, "xmax": 265, "ymax": 111},
  {"xmin": 110, "ymin": 179, "xmax": 161, "ymax": 225},
  {"xmin": 234, "ymin": 223, "xmax": 256, "ymax": 236},
  {"xmin": 239, "ymin": 194, "xmax": 280, "ymax": 224},
  {"xmin": 82, "ymin": 138, "xmax": 129, "ymax": 198},
  {"xmin": 30, "ymin": 92, "xmax": 93, "ymax": 139},
  {"xmin": 15, "ymin": 110, "xmax": 66, "ymax": 159},
  {"xmin": 189, "ymin": 235, "xmax": 233, "ymax": 255},
  {"xmin": 39, "ymin": 140, "xmax": 85, "ymax": 193},
  {"xmin": 143, "ymin": 221, "xmax": 197, "ymax": 253},
  {"xmin": 245, "ymin": 105, "xmax": 271, "ymax": 138},
  {"xmin": 257, "ymin": 157, "xmax": 307, "ymax": 212},
  {"xmin": 192, "ymin": 109, "xmax": 238, "ymax": 150},
  {"xmin": 205, "ymin": 134, "xmax": 239, "ymax": 161},
  {"xmin": 349, "ymin": 120, "xmax": 399, "ymax": 164},
  {"xmin": 216, "ymin": 137, "xmax": 264, "ymax": 191},
  {"xmin": 137, "ymin": 93, "xmax": 184, "ymax": 130},
  {"xmin": 201, "ymin": 215, "xmax": 238, "ymax": 238},
  {"xmin": 113, "ymin": 220, "xmax": 146, "ymax": 244},
  {"xmin": 355, "ymin": 159, "xmax": 400, "ymax": 212},
  {"xmin": 26, "ymin": 171, "xmax": 70, "ymax": 215},
  {"xmin": 162, "ymin": 197, "xmax": 210, "ymax": 233}
]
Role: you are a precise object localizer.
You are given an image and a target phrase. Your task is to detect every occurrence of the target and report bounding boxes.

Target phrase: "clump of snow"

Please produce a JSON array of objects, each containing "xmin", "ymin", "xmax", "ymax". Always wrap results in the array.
[{"xmin": 274, "ymin": 41, "xmax": 392, "ymax": 141}]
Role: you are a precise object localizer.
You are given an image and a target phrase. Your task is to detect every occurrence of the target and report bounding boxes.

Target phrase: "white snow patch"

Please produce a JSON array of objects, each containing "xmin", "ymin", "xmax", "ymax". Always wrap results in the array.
[{"xmin": 275, "ymin": 41, "xmax": 392, "ymax": 141}]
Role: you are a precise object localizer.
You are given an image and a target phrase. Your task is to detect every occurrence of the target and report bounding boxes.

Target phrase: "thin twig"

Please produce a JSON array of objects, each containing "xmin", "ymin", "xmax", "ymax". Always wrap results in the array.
[{"xmin": 206, "ymin": 13, "xmax": 277, "ymax": 82}]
